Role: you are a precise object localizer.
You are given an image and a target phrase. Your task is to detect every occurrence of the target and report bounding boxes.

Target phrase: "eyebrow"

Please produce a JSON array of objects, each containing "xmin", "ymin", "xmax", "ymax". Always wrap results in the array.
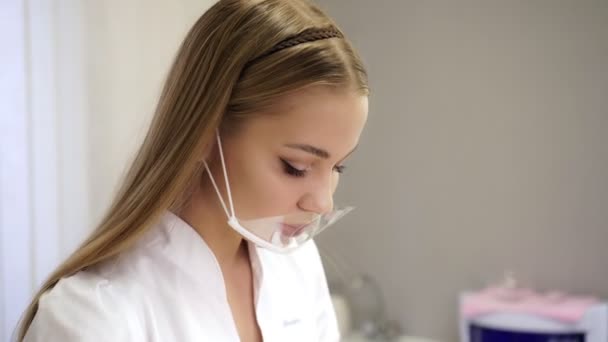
[{"xmin": 284, "ymin": 143, "xmax": 358, "ymax": 162}]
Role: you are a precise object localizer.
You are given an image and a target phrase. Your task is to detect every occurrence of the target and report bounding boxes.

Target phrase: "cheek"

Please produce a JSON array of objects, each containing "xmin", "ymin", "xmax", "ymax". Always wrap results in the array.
[{"xmin": 231, "ymin": 156, "xmax": 300, "ymax": 218}]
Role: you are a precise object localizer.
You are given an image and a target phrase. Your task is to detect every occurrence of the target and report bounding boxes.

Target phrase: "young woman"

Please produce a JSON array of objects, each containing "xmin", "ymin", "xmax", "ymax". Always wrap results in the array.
[{"xmin": 18, "ymin": 0, "xmax": 369, "ymax": 340}]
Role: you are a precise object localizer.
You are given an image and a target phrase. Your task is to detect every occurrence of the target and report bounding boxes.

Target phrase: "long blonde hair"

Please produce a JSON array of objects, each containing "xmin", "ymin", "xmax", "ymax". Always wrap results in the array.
[{"xmin": 17, "ymin": 0, "xmax": 368, "ymax": 339}]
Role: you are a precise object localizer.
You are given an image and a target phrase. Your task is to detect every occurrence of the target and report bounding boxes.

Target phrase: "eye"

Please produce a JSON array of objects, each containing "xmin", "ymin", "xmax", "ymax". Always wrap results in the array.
[
  {"xmin": 281, "ymin": 158, "xmax": 307, "ymax": 177},
  {"xmin": 333, "ymin": 165, "xmax": 346, "ymax": 174}
]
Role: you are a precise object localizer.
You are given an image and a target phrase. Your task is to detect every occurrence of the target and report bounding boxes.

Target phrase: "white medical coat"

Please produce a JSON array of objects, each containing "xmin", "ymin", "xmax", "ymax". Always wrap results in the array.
[{"xmin": 24, "ymin": 211, "xmax": 340, "ymax": 341}]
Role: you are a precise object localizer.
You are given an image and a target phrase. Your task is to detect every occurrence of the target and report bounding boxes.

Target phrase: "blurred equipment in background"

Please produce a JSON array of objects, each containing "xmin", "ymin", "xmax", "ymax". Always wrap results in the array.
[{"xmin": 459, "ymin": 278, "xmax": 608, "ymax": 342}]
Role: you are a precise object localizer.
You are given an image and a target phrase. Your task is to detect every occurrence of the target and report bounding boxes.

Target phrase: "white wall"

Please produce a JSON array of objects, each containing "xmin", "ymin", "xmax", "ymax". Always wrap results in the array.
[
  {"xmin": 1, "ymin": 0, "xmax": 88, "ymax": 339},
  {"xmin": 0, "ymin": 1, "xmax": 214, "ymax": 339},
  {"xmin": 1, "ymin": 2, "xmax": 33, "ymax": 339},
  {"xmin": 315, "ymin": 1, "xmax": 608, "ymax": 340},
  {"xmin": 83, "ymin": 0, "xmax": 215, "ymax": 225}
]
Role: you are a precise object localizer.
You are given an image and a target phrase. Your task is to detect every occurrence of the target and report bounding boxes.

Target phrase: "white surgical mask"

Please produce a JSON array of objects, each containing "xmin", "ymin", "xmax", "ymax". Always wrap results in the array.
[{"xmin": 203, "ymin": 130, "xmax": 353, "ymax": 253}]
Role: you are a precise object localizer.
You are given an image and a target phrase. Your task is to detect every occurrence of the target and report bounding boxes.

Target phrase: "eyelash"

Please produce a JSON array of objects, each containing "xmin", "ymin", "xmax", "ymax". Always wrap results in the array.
[{"xmin": 281, "ymin": 159, "xmax": 346, "ymax": 178}]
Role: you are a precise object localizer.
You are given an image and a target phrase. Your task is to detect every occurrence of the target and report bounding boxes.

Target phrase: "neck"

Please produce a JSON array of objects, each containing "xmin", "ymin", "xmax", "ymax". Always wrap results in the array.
[{"xmin": 176, "ymin": 185, "xmax": 247, "ymax": 267}]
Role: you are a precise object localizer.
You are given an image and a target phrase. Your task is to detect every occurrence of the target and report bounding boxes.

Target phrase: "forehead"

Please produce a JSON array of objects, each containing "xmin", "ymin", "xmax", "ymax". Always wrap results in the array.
[{"xmin": 240, "ymin": 86, "xmax": 368, "ymax": 155}]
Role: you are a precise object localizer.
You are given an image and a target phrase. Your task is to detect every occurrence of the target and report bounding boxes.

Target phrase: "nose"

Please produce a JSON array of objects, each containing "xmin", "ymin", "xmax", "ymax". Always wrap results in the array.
[{"xmin": 297, "ymin": 176, "xmax": 336, "ymax": 215}]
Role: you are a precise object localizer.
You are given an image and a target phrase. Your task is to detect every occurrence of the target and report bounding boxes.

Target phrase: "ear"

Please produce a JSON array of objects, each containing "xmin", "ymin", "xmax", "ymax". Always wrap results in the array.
[
  {"xmin": 200, "ymin": 142, "xmax": 216, "ymax": 164},
  {"xmin": 201, "ymin": 134, "xmax": 227, "ymax": 166}
]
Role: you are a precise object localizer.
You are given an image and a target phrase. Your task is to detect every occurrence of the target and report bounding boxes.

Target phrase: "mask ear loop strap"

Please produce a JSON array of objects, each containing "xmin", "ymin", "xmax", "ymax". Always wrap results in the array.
[
  {"xmin": 215, "ymin": 130, "xmax": 236, "ymax": 218},
  {"xmin": 203, "ymin": 162, "xmax": 230, "ymax": 218},
  {"xmin": 202, "ymin": 130, "xmax": 236, "ymax": 219}
]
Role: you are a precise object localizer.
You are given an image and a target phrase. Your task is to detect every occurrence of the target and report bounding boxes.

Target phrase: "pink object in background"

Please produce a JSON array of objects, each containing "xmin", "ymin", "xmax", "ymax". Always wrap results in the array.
[{"xmin": 461, "ymin": 285, "xmax": 599, "ymax": 323}]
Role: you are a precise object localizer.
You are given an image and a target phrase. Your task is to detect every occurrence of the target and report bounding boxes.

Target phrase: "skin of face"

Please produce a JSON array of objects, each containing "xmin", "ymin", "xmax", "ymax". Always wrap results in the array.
[
  {"xmin": 206, "ymin": 85, "xmax": 369, "ymax": 222},
  {"xmin": 178, "ymin": 85, "xmax": 369, "ymax": 262}
]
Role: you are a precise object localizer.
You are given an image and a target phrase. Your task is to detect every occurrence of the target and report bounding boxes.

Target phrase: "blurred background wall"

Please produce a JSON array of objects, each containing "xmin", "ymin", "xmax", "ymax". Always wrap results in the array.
[{"xmin": 315, "ymin": 0, "xmax": 608, "ymax": 340}]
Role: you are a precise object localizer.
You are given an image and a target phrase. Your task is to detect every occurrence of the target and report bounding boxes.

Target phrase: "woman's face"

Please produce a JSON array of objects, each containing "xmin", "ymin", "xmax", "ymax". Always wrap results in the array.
[{"xmin": 208, "ymin": 85, "xmax": 368, "ymax": 220}]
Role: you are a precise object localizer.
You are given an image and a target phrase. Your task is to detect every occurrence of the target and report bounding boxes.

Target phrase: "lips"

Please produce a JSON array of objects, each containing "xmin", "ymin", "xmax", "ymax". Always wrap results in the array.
[{"xmin": 281, "ymin": 223, "xmax": 308, "ymax": 237}]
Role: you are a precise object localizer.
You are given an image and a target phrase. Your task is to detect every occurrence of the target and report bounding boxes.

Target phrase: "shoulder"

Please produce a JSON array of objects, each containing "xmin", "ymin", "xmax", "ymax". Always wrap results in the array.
[
  {"xmin": 23, "ymin": 214, "xmax": 200, "ymax": 341},
  {"xmin": 24, "ymin": 267, "xmax": 143, "ymax": 341}
]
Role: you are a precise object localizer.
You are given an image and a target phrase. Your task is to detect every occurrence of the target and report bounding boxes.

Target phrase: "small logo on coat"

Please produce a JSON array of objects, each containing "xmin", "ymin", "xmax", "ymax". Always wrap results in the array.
[{"xmin": 282, "ymin": 319, "xmax": 301, "ymax": 327}]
